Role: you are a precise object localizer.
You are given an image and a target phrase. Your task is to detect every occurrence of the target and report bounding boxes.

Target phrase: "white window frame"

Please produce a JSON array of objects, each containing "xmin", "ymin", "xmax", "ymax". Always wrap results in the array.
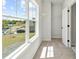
[
  {"xmin": 28, "ymin": 0, "xmax": 39, "ymax": 42},
  {"xmin": 4, "ymin": 0, "xmax": 39, "ymax": 59}
]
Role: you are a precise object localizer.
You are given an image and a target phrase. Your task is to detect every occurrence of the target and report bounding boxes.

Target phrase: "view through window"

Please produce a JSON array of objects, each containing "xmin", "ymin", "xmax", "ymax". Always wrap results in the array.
[
  {"xmin": 2, "ymin": 0, "xmax": 27, "ymax": 58},
  {"xmin": 2, "ymin": 0, "xmax": 38, "ymax": 58},
  {"xmin": 29, "ymin": 1, "xmax": 37, "ymax": 39}
]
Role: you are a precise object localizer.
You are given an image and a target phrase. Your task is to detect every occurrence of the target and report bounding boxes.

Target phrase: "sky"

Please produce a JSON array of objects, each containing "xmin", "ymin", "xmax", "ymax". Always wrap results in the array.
[{"xmin": 2, "ymin": 0, "xmax": 37, "ymax": 20}]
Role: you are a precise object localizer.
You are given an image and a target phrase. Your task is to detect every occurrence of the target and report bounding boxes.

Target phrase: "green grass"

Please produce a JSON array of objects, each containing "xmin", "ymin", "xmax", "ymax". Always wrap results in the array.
[
  {"xmin": 29, "ymin": 32, "xmax": 35, "ymax": 39},
  {"xmin": 2, "ymin": 20, "xmax": 26, "ymax": 48},
  {"xmin": 3, "ymin": 32, "xmax": 35, "ymax": 48},
  {"xmin": 2, "ymin": 33, "xmax": 25, "ymax": 48}
]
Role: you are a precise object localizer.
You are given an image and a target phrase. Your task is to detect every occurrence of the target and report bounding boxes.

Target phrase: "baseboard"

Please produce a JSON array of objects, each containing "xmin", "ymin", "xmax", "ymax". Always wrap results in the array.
[
  {"xmin": 72, "ymin": 47, "xmax": 76, "ymax": 53},
  {"xmin": 42, "ymin": 38, "xmax": 51, "ymax": 41},
  {"xmin": 51, "ymin": 38, "xmax": 62, "ymax": 40}
]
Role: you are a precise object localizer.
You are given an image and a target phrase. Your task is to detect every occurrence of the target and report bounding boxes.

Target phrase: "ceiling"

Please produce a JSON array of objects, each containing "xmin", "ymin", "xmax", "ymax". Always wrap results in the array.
[{"xmin": 51, "ymin": 0, "xmax": 65, "ymax": 4}]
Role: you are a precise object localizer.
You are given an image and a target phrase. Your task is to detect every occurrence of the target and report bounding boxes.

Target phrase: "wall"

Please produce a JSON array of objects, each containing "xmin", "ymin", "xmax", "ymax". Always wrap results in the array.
[
  {"xmin": 63, "ymin": 0, "xmax": 76, "ymax": 9},
  {"xmin": 42, "ymin": 0, "xmax": 51, "ymax": 41},
  {"xmin": 71, "ymin": 3, "xmax": 76, "ymax": 46},
  {"xmin": 16, "ymin": 37, "xmax": 41, "ymax": 59},
  {"xmin": 62, "ymin": 0, "xmax": 76, "ymax": 47},
  {"xmin": 51, "ymin": 4, "xmax": 62, "ymax": 38}
]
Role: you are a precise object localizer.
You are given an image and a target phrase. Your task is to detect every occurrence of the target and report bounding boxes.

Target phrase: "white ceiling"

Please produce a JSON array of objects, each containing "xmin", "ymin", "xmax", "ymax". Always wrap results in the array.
[{"xmin": 51, "ymin": 0, "xmax": 65, "ymax": 4}]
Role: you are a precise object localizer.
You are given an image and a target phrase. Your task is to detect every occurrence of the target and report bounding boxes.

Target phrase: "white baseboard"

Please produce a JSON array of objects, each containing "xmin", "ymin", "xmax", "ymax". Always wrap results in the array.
[
  {"xmin": 72, "ymin": 47, "xmax": 76, "ymax": 53},
  {"xmin": 51, "ymin": 38, "xmax": 62, "ymax": 39},
  {"xmin": 42, "ymin": 38, "xmax": 51, "ymax": 41}
]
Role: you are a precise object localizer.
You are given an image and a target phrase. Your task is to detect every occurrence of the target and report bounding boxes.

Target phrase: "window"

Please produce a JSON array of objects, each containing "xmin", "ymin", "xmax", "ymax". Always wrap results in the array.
[
  {"xmin": 3, "ymin": 0, "xmax": 16, "ymax": 16},
  {"xmin": 2, "ymin": 0, "xmax": 27, "ymax": 58},
  {"xmin": 29, "ymin": 21, "xmax": 35, "ymax": 38},
  {"xmin": 29, "ymin": 1, "xmax": 38, "ymax": 39},
  {"xmin": 2, "ymin": 0, "xmax": 39, "ymax": 58}
]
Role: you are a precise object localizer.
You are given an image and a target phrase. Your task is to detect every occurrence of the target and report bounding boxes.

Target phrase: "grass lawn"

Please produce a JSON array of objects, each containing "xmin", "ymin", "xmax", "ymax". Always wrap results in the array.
[
  {"xmin": 3, "ymin": 33, "xmax": 35, "ymax": 48},
  {"xmin": 29, "ymin": 32, "xmax": 35, "ymax": 39},
  {"xmin": 2, "ymin": 20, "xmax": 27, "ymax": 48},
  {"xmin": 2, "ymin": 33, "xmax": 25, "ymax": 48}
]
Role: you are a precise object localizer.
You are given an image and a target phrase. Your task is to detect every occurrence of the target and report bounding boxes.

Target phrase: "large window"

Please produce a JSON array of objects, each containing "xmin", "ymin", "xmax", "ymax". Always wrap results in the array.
[
  {"xmin": 2, "ymin": 0, "xmax": 38, "ymax": 58},
  {"xmin": 2, "ymin": 0, "xmax": 27, "ymax": 58}
]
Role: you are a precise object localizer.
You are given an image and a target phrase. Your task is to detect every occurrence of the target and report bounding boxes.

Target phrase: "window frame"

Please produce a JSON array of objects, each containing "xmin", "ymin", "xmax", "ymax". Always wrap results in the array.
[
  {"xmin": 28, "ymin": 0, "xmax": 39, "ymax": 41},
  {"xmin": 3, "ymin": 0, "xmax": 39, "ymax": 59},
  {"xmin": 2, "ymin": 0, "xmax": 28, "ymax": 58}
]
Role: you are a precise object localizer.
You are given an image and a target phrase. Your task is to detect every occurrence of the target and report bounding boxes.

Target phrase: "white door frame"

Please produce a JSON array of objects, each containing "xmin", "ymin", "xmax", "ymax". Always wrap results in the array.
[
  {"xmin": 67, "ymin": 7, "xmax": 71, "ymax": 47},
  {"xmin": 68, "ymin": 2, "xmax": 76, "ymax": 47}
]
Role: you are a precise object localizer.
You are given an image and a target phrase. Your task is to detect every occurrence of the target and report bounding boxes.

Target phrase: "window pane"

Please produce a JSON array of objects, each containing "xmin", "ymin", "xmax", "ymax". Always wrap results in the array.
[
  {"xmin": 2, "ymin": 0, "xmax": 16, "ymax": 16},
  {"xmin": 29, "ymin": 21, "xmax": 35, "ymax": 38},
  {"xmin": 17, "ymin": 0, "xmax": 28, "ymax": 19},
  {"xmin": 2, "ymin": 17, "xmax": 26, "ymax": 58},
  {"xmin": 29, "ymin": 1, "xmax": 37, "ymax": 39},
  {"xmin": 29, "ymin": 1, "xmax": 33, "ymax": 20},
  {"xmin": 32, "ymin": 4, "xmax": 37, "ymax": 19},
  {"xmin": 29, "ymin": 1, "xmax": 37, "ymax": 20},
  {"xmin": 2, "ymin": 0, "xmax": 28, "ymax": 58}
]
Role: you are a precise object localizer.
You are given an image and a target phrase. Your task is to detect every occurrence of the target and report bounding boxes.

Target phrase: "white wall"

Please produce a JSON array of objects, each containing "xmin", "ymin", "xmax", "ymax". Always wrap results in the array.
[
  {"xmin": 63, "ymin": 0, "xmax": 76, "ymax": 9},
  {"xmin": 62, "ymin": 0, "xmax": 76, "ymax": 47},
  {"xmin": 51, "ymin": 4, "xmax": 62, "ymax": 38},
  {"xmin": 42, "ymin": 0, "xmax": 51, "ymax": 41},
  {"xmin": 16, "ymin": 37, "xmax": 41, "ymax": 59}
]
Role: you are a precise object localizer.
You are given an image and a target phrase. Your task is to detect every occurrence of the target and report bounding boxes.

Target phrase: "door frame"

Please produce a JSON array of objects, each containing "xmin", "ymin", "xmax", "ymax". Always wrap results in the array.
[{"xmin": 68, "ymin": 2, "xmax": 76, "ymax": 47}]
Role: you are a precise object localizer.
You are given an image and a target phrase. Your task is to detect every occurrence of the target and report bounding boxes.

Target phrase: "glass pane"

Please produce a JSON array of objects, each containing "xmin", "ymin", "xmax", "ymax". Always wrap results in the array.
[
  {"xmin": 2, "ymin": 0, "xmax": 28, "ymax": 58},
  {"xmin": 29, "ymin": 1, "xmax": 37, "ymax": 39},
  {"xmin": 29, "ymin": 21, "xmax": 35, "ymax": 38},
  {"xmin": 17, "ymin": 0, "xmax": 28, "ymax": 19},
  {"xmin": 29, "ymin": 1, "xmax": 33, "ymax": 20},
  {"xmin": 2, "ymin": 0, "xmax": 16, "ymax": 16},
  {"xmin": 2, "ymin": 16, "xmax": 26, "ymax": 58},
  {"xmin": 32, "ymin": 4, "xmax": 37, "ymax": 20},
  {"xmin": 29, "ymin": 1, "xmax": 37, "ymax": 20}
]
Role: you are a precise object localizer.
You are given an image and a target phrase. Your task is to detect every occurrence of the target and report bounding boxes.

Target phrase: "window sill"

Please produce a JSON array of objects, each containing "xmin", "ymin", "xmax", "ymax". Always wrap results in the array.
[
  {"xmin": 28, "ymin": 34, "xmax": 39, "ymax": 43},
  {"xmin": 5, "ymin": 34, "xmax": 39, "ymax": 59}
]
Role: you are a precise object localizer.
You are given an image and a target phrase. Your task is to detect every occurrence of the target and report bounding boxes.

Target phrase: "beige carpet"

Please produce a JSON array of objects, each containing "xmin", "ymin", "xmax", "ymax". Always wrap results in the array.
[{"xmin": 33, "ymin": 39, "xmax": 76, "ymax": 59}]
